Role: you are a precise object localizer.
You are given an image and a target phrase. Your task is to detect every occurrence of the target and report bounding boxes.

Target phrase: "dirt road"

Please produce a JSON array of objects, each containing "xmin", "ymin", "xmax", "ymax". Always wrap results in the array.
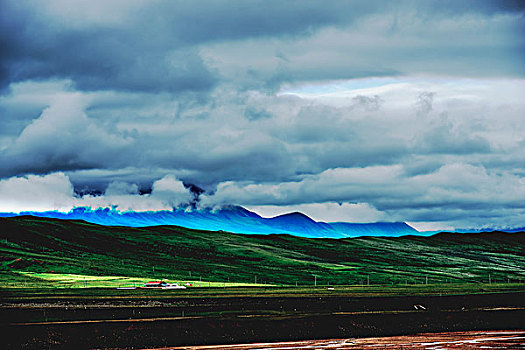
[{"xmin": 163, "ymin": 330, "xmax": 525, "ymax": 349}]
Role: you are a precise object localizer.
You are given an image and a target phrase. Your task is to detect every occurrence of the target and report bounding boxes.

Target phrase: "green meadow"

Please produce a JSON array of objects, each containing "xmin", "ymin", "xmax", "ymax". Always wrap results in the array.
[{"xmin": 1, "ymin": 216, "xmax": 524, "ymax": 292}]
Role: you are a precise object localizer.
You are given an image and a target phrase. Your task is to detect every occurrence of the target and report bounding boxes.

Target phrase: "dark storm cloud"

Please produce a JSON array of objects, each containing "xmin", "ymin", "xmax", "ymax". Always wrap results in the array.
[
  {"xmin": 1, "ymin": 0, "xmax": 524, "ymax": 93},
  {"xmin": 0, "ymin": 0, "xmax": 378, "ymax": 92},
  {"xmin": 0, "ymin": 17, "xmax": 217, "ymax": 92}
]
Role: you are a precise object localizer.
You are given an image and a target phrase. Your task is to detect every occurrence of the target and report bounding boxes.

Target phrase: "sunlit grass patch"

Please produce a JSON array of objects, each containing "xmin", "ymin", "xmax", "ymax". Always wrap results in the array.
[
  {"xmin": 13, "ymin": 272, "xmax": 152, "ymax": 288},
  {"xmin": 7, "ymin": 271, "xmax": 272, "ymax": 289}
]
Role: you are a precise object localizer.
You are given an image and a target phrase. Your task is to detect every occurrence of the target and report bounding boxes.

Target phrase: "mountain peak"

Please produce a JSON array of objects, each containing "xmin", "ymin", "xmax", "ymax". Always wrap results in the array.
[{"xmin": 271, "ymin": 211, "xmax": 316, "ymax": 222}]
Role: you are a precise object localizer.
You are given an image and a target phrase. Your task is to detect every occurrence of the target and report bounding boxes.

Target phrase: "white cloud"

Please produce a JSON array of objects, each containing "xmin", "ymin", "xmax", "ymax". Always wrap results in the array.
[
  {"xmin": 82, "ymin": 175, "xmax": 193, "ymax": 211},
  {"xmin": 0, "ymin": 173, "xmax": 193, "ymax": 213},
  {"xmin": 150, "ymin": 175, "xmax": 193, "ymax": 206},
  {"xmin": 406, "ymin": 221, "xmax": 455, "ymax": 232},
  {"xmin": 0, "ymin": 173, "xmax": 75, "ymax": 212}
]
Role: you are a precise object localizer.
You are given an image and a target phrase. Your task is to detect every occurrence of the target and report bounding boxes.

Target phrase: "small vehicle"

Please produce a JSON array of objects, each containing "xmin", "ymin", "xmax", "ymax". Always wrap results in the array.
[{"xmin": 163, "ymin": 283, "xmax": 187, "ymax": 289}]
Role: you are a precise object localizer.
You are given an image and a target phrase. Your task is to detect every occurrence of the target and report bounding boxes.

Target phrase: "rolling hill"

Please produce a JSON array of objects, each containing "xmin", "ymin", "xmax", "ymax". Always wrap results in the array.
[{"xmin": 1, "ymin": 216, "xmax": 524, "ymax": 288}]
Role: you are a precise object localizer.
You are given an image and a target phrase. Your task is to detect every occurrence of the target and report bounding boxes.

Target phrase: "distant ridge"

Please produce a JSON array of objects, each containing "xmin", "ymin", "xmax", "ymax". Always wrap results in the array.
[{"xmin": 0, "ymin": 206, "xmax": 419, "ymax": 238}]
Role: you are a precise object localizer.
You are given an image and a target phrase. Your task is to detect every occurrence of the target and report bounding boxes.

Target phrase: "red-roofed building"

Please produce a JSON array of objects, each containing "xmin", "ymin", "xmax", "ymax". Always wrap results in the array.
[{"xmin": 143, "ymin": 281, "xmax": 167, "ymax": 288}]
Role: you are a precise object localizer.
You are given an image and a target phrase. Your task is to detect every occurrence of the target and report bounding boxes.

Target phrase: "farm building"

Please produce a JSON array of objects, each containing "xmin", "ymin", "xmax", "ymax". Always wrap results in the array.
[{"xmin": 143, "ymin": 281, "xmax": 167, "ymax": 288}]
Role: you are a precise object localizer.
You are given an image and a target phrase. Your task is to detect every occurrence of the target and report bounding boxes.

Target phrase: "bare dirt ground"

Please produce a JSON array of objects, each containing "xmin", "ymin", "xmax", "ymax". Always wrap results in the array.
[
  {"xmin": 3, "ymin": 292, "xmax": 524, "ymax": 349},
  {"xmin": 160, "ymin": 330, "xmax": 525, "ymax": 349}
]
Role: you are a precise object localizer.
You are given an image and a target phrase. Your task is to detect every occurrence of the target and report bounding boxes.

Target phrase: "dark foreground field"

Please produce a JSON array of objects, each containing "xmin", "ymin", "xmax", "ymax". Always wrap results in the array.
[{"xmin": 1, "ymin": 289, "xmax": 524, "ymax": 349}]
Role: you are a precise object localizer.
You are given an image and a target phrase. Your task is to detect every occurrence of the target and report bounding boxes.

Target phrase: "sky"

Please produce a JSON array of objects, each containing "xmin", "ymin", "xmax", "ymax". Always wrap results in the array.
[{"xmin": 0, "ymin": 0, "xmax": 524, "ymax": 231}]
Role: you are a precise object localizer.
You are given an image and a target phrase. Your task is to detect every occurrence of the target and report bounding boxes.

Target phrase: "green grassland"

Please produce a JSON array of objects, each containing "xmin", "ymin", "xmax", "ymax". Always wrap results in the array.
[{"xmin": 0, "ymin": 216, "xmax": 524, "ymax": 291}]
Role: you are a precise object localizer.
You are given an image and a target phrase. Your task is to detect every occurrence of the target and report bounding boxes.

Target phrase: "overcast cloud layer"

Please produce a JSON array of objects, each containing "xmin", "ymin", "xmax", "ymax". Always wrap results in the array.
[{"xmin": 0, "ymin": 0, "xmax": 524, "ymax": 231}]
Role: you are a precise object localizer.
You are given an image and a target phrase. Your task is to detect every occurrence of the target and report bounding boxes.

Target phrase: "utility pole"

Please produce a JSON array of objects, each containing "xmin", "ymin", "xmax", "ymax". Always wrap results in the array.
[
  {"xmin": 489, "ymin": 274, "xmax": 491, "ymax": 284},
  {"xmin": 367, "ymin": 275, "xmax": 370, "ymax": 286},
  {"xmin": 255, "ymin": 275, "xmax": 257, "ymax": 284},
  {"xmin": 314, "ymin": 275, "xmax": 317, "ymax": 286},
  {"xmin": 425, "ymin": 276, "xmax": 428, "ymax": 285}
]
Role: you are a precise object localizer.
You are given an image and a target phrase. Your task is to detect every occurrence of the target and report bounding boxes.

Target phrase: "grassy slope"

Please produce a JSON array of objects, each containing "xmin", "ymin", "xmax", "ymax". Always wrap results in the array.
[{"xmin": 0, "ymin": 216, "xmax": 524, "ymax": 288}]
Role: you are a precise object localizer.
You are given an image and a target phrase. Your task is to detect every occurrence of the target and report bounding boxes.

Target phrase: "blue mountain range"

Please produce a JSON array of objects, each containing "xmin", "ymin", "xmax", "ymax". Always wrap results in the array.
[{"xmin": 0, "ymin": 206, "xmax": 420, "ymax": 238}]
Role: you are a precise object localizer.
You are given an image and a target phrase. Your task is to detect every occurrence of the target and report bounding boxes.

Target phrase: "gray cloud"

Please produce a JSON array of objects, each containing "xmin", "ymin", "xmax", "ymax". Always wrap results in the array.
[
  {"xmin": 0, "ymin": 93, "xmax": 134, "ymax": 177},
  {"xmin": 1, "ymin": 78, "xmax": 522, "ymax": 202},
  {"xmin": 416, "ymin": 92, "xmax": 435, "ymax": 117},
  {"xmin": 352, "ymin": 95, "xmax": 383, "ymax": 112},
  {"xmin": 414, "ymin": 113, "xmax": 491, "ymax": 155}
]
